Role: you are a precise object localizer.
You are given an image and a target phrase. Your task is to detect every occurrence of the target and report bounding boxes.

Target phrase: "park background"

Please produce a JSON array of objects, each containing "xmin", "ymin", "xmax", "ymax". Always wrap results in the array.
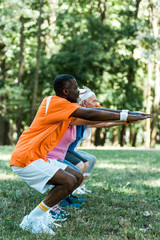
[
  {"xmin": 0, "ymin": 0, "xmax": 160, "ymax": 149},
  {"xmin": 1, "ymin": 1, "xmax": 160, "ymax": 239}
]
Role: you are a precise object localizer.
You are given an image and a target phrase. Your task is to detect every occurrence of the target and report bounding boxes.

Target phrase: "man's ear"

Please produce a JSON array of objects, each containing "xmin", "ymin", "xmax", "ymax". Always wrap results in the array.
[
  {"xmin": 62, "ymin": 88, "xmax": 69, "ymax": 96},
  {"xmin": 82, "ymin": 100, "xmax": 87, "ymax": 107}
]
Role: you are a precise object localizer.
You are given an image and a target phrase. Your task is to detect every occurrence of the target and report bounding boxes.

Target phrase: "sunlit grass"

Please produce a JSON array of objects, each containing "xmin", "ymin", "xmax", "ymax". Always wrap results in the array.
[
  {"xmin": 143, "ymin": 180, "xmax": 160, "ymax": 187},
  {"xmin": 0, "ymin": 173, "xmax": 16, "ymax": 180},
  {"xmin": 96, "ymin": 163, "xmax": 127, "ymax": 169},
  {"xmin": 1, "ymin": 146, "xmax": 160, "ymax": 239}
]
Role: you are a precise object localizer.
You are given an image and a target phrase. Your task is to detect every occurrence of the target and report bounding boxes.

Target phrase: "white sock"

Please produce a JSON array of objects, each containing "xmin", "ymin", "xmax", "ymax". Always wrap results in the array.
[{"xmin": 28, "ymin": 201, "xmax": 51, "ymax": 220}]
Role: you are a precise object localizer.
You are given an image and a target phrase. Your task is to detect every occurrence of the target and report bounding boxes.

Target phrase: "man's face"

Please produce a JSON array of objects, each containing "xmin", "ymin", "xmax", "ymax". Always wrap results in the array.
[
  {"xmin": 84, "ymin": 95, "xmax": 98, "ymax": 108},
  {"xmin": 66, "ymin": 79, "xmax": 80, "ymax": 103}
]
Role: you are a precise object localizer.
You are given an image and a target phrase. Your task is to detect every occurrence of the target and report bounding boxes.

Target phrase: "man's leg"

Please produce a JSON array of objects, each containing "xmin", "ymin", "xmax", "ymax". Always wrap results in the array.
[
  {"xmin": 44, "ymin": 166, "xmax": 83, "ymax": 206},
  {"xmin": 19, "ymin": 164, "xmax": 82, "ymax": 235},
  {"xmin": 74, "ymin": 149, "xmax": 96, "ymax": 174},
  {"xmin": 65, "ymin": 151, "xmax": 88, "ymax": 174},
  {"xmin": 57, "ymin": 159, "xmax": 82, "ymax": 173},
  {"xmin": 70, "ymin": 150, "xmax": 95, "ymax": 194}
]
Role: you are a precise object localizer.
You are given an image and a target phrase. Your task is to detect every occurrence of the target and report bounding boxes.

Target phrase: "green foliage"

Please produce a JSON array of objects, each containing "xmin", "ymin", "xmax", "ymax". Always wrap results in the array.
[
  {"xmin": 51, "ymin": 1, "xmax": 145, "ymax": 113},
  {"xmin": 0, "ymin": 0, "xmax": 159, "ymax": 145}
]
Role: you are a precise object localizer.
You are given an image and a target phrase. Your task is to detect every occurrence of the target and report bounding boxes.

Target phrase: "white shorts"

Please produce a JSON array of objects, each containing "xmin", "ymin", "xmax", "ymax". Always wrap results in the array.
[{"xmin": 11, "ymin": 159, "xmax": 68, "ymax": 194}]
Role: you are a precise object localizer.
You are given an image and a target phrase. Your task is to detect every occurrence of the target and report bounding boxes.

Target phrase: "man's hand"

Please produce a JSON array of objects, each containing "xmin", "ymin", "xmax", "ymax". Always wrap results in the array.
[
  {"xmin": 129, "ymin": 111, "xmax": 152, "ymax": 118},
  {"xmin": 127, "ymin": 114, "xmax": 147, "ymax": 122},
  {"xmin": 125, "ymin": 119, "xmax": 144, "ymax": 124}
]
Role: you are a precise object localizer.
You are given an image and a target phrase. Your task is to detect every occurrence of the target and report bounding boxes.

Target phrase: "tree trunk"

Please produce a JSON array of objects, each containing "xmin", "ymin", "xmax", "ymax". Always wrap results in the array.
[
  {"xmin": 135, "ymin": 0, "xmax": 142, "ymax": 18},
  {"xmin": 16, "ymin": 14, "xmax": 25, "ymax": 139},
  {"xmin": 98, "ymin": 0, "xmax": 107, "ymax": 22},
  {"xmin": 150, "ymin": 1, "xmax": 160, "ymax": 147},
  {"xmin": 151, "ymin": 63, "xmax": 160, "ymax": 147},
  {"xmin": 145, "ymin": 62, "xmax": 153, "ymax": 148},
  {"xmin": 0, "ymin": 115, "xmax": 11, "ymax": 145},
  {"xmin": 16, "ymin": 115, "xmax": 23, "ymax": 140},
  {"xmin": 0, "ymin": 44, "xmax": 6, "ymax": 86},
  {"xmin": 129, "ymin": 128, "xmax": 134, "ymax": 146},
  {"xmin": 132, "ymin": 132, "xmax": 137, "ymax": 147},
  {"xmin": 31, "ymin": 0, "xmax": 42, "ymax": 122},
  {"xmin": 94, "ymin": 128, "xmax": 107, "ymax": 146},
  {"xmin": 97, "ymin": 0, "xmax": 107, "ymax": 83},
  {"xmin": 18, "ymin": 15, "xmax": 24, "ymax": 84},
  {"xmin": 120, "ymin": 125, "xmax": 126, "ymax": 147},
  {"xmin": 90, "ymin": 128, "xmax": 96, "ymax": 145},
  {"xmin": 0, "ymin": 44, "xmax": 11, "ymax": 145},
  {"xmin": 1, "ymin": 57, "xmax": 6, "ymax": 84},
  {"xmin": 112, "ymin": 128, "xmax": 119, "ymax": 146},
  {"xmin": 129, "ymin": 127, "xmax": 138, "ymax": 147}
]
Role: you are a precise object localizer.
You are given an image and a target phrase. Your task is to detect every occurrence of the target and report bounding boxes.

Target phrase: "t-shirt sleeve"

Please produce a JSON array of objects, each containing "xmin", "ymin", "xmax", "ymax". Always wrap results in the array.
[
  {"xmin": 70, "ymin": 117, "xmax": 77, "ymax": 122},
  {"xmin": 96, "ymin": 104, "xmax": 102, "ymax": 108},
  {"xmin": 45, "ymin": 97, "xmax": 79, "ymax": 124}
]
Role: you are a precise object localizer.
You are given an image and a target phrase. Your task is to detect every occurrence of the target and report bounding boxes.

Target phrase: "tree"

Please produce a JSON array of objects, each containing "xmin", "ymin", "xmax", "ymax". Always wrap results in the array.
[
  {"xmin": 16, "ymin": 9, "xmax": 25, "ymax": 139},
  {"xmin": 31, "ymin": 0, "xmax": 43, "ymax": 121},
  {"xmin": 150, "ymin": 0, "xmax": 160, "ymax": 147},
  {"xmin": 0, "ymin": 0, "xmax": 158, "ymax": 147}
]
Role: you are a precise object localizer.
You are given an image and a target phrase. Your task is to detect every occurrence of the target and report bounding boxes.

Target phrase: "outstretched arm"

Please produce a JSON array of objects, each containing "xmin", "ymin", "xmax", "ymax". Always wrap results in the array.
[
  {"xmin": 87, "ymin": 121, "xmax": 125, "ymax": 128},
  {"xmin": 70, "ymin": 107, "xmax": 149, "ymax": 122},
  {"xmin": 70, "ymin": 118, "xmax": 102, "ymax": 126},
  {"xmin": 95, "ymin": 107, "xmax": 152, "ymax": 118},
  {"xmin": 87, "ymin": 119, "xmax": 143, "ymax": 128}
]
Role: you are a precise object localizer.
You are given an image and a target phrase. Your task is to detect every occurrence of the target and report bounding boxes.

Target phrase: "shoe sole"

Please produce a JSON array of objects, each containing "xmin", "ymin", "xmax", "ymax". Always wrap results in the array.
[
  {"xmin": 20, "ymin": 220, "xmax": 56, "ymax": 236},
  {"xmin": 51, "ymin": 217, "xmax": 67, "ymax": 222}
]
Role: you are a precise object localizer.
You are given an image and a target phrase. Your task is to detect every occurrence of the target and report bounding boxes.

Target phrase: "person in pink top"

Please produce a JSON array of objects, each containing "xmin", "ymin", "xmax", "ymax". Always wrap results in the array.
[
  {"xmin": 47, "ymin": 125, "xmax": 76, "ymax": 162},
  {"xmin": 47, "ymin": 124, "xmax": 88, "ymax": 173},
  {"xmin": 47, "ymin": 125, "xmax": 83, "ymax": 173},
  {"xmin": 46, "ymin": 124, "xmax": 86, "ymax": 221}
]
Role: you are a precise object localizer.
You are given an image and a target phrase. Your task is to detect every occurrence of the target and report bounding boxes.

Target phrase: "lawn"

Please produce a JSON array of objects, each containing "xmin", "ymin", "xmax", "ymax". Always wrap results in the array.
[{"xmin": 1, "ymin": 146, "xmax": 160, "ymax": 240}]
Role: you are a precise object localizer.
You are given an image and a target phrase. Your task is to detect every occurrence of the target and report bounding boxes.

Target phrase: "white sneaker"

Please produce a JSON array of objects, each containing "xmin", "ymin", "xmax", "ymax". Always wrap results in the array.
[
  {"xmin": 73, "ymin": 186, "xmax": 86, "ymax": 195},
  {"xmin": 81, "ymin": 185, "xmax": 92, "ymax": 194},
  {"xmin": 20, "ymin": 215, "xmax": 56, "ymax": 236},
  {"xmin": 43, "ymin": 211, "xmax": 62, "ymax": 228}
]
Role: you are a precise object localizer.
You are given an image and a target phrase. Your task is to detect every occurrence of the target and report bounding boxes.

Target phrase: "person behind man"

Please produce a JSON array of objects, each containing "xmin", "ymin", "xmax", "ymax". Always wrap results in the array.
[
  {"xmin": 64, "ymin": 87, "xmax": 98, "ymax": 194},
  {"xmin": 65, "ymin": 86, "xmax": 134, "ymax": 194},
  {"xmin": 10, "ymin": 74, "xmax": 151, "ymax": 236},
  {"xmin": 46, "ymin": 124, "xmax": 86, "ymax": 220}
]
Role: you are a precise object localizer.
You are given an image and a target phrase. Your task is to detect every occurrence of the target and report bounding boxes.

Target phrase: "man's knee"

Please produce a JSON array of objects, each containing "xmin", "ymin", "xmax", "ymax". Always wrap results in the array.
[
  {"xmin": 76, "ymin": 161, "xmax": 85, "ymax": 173},
  {"xmin": 84, "ymin": 161, "xmax": 89, "ymax": 172},
  {"xmin": 65, "ymin": 175, "xmax": 77, "ymax": 193},
  {"xmin": 93, "ymin": 156, "xmax": 96, "ymax": 163},
  {"xmin": 76, "ymin": 171, "xmax": 83, "ymax": 185},
  {"xmin": 65, "ymin": 166, "xmax": 83, "ymax": 186}
]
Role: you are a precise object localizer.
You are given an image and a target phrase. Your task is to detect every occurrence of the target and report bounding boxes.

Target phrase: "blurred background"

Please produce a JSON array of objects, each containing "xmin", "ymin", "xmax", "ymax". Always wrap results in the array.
[{"xmin": 0, "ymin": 0, "xmax": 160, "ymax": 148}]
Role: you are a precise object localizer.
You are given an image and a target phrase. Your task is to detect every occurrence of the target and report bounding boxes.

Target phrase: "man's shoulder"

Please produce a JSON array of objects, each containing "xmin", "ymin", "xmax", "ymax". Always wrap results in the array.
[
  {"xmin": 50, "ymin": 96, "xmax": 79, "ymax": 107},
  {"xmin": 41, "ymin": 96, "xmax": 79, "ymax": 118},
  {"xmin": 41, "ymin": 96, "xmax": 68, "ymax": 106}
]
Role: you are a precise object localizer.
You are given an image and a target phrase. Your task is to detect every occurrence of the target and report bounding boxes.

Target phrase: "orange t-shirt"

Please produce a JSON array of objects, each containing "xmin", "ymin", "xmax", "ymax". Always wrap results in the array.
[
  {"xmin": 10, "ymin": 96, "xmax": 79, "ymax": 167},
  {"xmin": 97, "ymin": 104, "xmax": 102, "ymax": 108}
]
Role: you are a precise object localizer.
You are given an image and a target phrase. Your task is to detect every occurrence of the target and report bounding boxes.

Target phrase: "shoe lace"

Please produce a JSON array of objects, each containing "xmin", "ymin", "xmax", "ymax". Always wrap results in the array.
[{"xmin": 56, "ymin": 206, "xmax": 63, "ymax": 211}]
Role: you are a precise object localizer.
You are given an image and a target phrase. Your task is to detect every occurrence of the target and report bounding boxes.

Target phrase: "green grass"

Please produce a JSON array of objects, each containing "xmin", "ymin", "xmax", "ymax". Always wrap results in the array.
[{"xmin": 1, "ymin": 146, "xmax": 160, "ymax": 239}]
